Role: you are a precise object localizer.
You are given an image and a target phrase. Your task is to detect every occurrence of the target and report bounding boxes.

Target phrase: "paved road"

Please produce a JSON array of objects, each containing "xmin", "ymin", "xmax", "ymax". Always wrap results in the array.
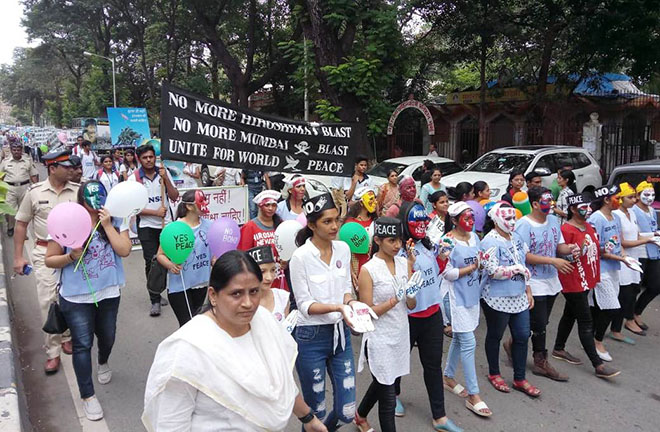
[{"xmin": 4, "ymin": 204, "xmax": 660, "ymax": 431}]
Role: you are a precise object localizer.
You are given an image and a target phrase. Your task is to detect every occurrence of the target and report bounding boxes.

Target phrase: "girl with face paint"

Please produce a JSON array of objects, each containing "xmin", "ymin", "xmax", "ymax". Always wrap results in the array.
[
  {"xmin": 157, "ymin": 189, "xmax": 213, "ymax": 327},
  {"xmin": 441, "ymin": 202, "xmax": 492, "ymax": 417},
  {"xmin": 552, "ymin": 193, "xmax": 621, "ymax": 378},
  {"xmin": 631, "ymin": 181, "xmax": 660, "ymax": 331},
  {"xmin": 377, "ymin": 169, "xmax": 400, "ymax": 216},
  {"xmin": 611, "ymin": 183, "xmax": 652, "ymax": 341},
  {"xmin": 420, "ymin": 167, "xmax": 446, "ymax": 215},
  {"xmin": 392, "ymin": 202, "xmax": 461, "ymax": 430},
  {"xmin": 346, "ymin": 187, "xmax": 379, "ymax": 287},
  {"xmin": 480, "ymin": 203, "xmax": 540, "ymax": 396},
  {"xmin": 276, "ymin": 175, "xmax": 306, "ymax": 221},
  {"xmin": 511, "ymin": 186, "xmax": 578, "ymax": 382},
  {"xmin": 587, "ymin": 185, "xmax": 637, "ymax": 362},
  {"xmin": 384, "ymin": 176, "xmax": 418, "ymax": 218}
]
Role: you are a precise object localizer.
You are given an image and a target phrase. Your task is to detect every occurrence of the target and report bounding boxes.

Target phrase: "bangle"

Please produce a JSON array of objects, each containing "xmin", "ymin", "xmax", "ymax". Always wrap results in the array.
[
  {"xmin": 67, "ymin": 253, "xmax": 74, "ymax": 262},
  {"xmin": 345, "ymin": 298, "xmax": 356, "ymax": 306},
  {"xmin": 298, "ymin": 410, "xmax": 315, "ymax": 424}
]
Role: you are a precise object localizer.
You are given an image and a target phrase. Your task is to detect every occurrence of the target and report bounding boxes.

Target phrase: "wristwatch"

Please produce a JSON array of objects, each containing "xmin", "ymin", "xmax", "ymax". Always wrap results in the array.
[{"xmin": 298, "ymin": 410, "xmax": 315, "ymax": 424}]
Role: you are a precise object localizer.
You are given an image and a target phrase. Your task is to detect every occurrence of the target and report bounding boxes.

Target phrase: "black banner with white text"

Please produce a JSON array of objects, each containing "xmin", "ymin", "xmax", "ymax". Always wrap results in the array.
[{"xmin": 160, "ymin": 83, "xmax": 358, "ymax": 176}]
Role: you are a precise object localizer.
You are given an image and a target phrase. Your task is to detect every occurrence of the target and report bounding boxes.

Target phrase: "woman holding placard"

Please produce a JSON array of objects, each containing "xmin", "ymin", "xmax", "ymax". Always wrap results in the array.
[
  {"xmin": 45, "ymin": 181, "xmax": 132, "ymax": 422},
  {"xmin": 157, "ymin": 190, "xmax": 212, "ymax": 327}
]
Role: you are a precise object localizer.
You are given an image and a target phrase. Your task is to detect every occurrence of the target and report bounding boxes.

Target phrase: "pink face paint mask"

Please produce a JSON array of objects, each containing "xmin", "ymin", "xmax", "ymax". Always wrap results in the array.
[{"xmin": 493, "ymin": 206, "xmax": 516, "ymax": 233}]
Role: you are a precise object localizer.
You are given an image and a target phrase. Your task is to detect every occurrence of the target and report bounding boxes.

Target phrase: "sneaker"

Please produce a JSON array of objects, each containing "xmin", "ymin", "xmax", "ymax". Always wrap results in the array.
[
  {"xmin": 552, "ymin": 349, "xmax": 583, "ymax": 365},
  {"xmin": 595, "ymin": 364, "xmax": 621, "ymax": 379},
  {"xmin": 150, "ymin": 302, "xmax": 161, "ymax": 317},
  {"xmin": 395, "ymin": 397, "xmax": 405, "ymax": 417},
  {"xmin": 160, "ymin": 296, "xmax": 169, "ymax": 306},
  {"xmin": 596, "ymin": 349, "xmax": 613, "ymax": 362},
  {"xmin": 98, "ymin": 363, "xmax": 112, "ymax": 385},
  {"xmin": 82, "ymin": 396, "xmax": 104, "ymax": 421}
]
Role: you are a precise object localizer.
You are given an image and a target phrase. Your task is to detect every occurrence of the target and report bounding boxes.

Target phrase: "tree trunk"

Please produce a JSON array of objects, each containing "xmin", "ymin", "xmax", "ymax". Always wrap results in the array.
[{"xmin": 478, "ymin": 35, "xmax": 488, "ymax": 155}]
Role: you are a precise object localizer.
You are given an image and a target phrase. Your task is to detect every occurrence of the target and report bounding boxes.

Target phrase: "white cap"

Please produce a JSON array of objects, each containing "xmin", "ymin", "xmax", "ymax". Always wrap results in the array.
[{"xmin": 253, "ymin": 190, "xmax": 281, "ymax": 206}]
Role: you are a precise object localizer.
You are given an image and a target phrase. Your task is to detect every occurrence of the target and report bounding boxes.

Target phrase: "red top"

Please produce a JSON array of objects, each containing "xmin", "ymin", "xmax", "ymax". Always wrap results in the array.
[
  {"xmin": 558, "ymin": 223, "xmax": 601, "ymax": 293},
  {"xmin": 238, "ymin": 219, "xmax": 289, "ymax": 291}
]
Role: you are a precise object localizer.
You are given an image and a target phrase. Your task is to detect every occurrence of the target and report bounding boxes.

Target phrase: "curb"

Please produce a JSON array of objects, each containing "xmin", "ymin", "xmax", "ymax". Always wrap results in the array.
[{"xmin": 0, "ymin": 234, "xmax": 22, "ymax": 432}]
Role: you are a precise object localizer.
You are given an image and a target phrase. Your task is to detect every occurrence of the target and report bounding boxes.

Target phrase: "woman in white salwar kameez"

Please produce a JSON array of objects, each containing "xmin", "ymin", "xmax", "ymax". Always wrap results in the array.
[
  {"xmin": 142, "ymin": 250, "xmax": 327, "ymax": 432},
  {"xmin": 354, "ymin": 218, "xmax": 422, "ymax": 432}
]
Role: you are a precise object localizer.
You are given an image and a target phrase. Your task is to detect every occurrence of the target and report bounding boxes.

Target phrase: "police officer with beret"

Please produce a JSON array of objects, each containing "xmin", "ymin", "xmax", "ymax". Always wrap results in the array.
[
  {"xmin": 0, "ymin": 138, "xmax": 39, "ymax": 236},
  {"xmin": 13, "ymin": 149, "xmax": 79, "ymax": 374}
]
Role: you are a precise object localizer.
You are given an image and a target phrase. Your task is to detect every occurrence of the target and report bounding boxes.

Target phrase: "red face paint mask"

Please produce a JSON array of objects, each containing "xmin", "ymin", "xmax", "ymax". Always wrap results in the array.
[
  {"xmin": 195, "ymin": 190, "xmax": 210, "ymax": 214},
  {"xmin": 407, "ymin": 203, "xmax": 429, "ymax": 239},
  {"xmin": 457, "ymin": 210, "xmax": 475, "ymax": 232},
  {"xmin": 539, "ymin": 193, "xmax": 553, "ymax": 214}
]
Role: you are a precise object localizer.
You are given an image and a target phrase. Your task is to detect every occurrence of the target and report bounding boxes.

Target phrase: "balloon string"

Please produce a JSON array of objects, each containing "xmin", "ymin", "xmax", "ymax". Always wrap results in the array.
[
  {"xmin": 180, "ymin": 272, "xmax": 193, "ymax": 319},
  {"xmin": 74, "ymin": 220, "xmax": 102, "ymax": 273},
  {"xmin": 80, "ymin": 260, "xmax": 99, "ymax": 307}
]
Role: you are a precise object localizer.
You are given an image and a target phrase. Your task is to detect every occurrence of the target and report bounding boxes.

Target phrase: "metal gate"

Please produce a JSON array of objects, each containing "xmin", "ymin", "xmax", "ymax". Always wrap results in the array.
[{"xmin": 600, "ymin": 121, "xmax": 654, "ymax": 177}]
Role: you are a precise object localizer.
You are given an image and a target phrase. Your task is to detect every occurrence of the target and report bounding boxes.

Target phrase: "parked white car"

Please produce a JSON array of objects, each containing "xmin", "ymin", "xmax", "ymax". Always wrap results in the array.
[
  {"xmin": 442, "ymin": 146, "xmax": 603, "ymax": 199},
  {"xmin": 364, "ymin": 156, "xmax": 464, "ymax": 188}
]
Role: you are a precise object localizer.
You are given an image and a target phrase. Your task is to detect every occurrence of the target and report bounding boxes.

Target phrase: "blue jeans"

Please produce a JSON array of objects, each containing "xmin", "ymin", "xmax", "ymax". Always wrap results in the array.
[
  {"xmin": 294, "ymin": 324, "xmax": 356, "ymax": 431},
  {"xmin": 444, "ymin": 331, "xmax": 479, "ymax": 395},
  {"xmin": 482, "ymin": 301, "xmax": 530, "ymax": 381},
  {"xmin": 59, "ymin": 295, "xmax": 120, "ymax": 399},
  {"xmin": 247, "ymin": 184, "xmax": 263, "ymax": 219}
]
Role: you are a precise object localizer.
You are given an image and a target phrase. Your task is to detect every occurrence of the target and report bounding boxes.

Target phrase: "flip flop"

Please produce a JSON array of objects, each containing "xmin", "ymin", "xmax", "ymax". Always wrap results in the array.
[
  {"xmin": 465, "ymin": 400, "xmax": 492, "ymax": 417},
  {"xmin": 444, "ymin": 382, "xmax": 468, "ymax": 398},
  {"xmin": 608, "ymin": 333, "xmax": 636, "ymax": 345}
]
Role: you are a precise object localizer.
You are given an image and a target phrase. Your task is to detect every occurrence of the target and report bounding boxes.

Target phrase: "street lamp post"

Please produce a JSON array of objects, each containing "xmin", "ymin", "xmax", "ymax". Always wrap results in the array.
[{"xmin": 83, "ymin": 51, "xmax": 117, "ymax": 108}]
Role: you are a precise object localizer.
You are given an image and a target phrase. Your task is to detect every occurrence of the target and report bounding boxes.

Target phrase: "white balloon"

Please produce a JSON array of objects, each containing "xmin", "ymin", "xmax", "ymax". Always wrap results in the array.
[
  {"xmin": 274, "ymin": 220, "xmax": 303, "ymax": 261},
  {"xmin": 105, "ymin": 181, "xmax": 149, "ymax": 218}
]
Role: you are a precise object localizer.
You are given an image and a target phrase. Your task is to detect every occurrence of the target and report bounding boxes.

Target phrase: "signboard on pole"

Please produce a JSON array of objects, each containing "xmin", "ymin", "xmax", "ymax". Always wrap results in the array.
[
  {"xmin": 107, "ymin": 107, "xmax": 152, "ymax": 147},
  {"xmin": 160, "ymin": 83, "xmax": 357, "ymax": 177}
]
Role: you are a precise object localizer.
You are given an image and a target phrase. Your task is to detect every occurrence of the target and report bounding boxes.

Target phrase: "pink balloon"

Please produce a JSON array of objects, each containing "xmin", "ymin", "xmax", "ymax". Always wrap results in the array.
[
  {"xmin": 47, "ymin": 202, "xmax": 92, "ymax": 249},
  {"xmin": 295, "ymin": 212, "xmax": 307, "ymax": 227},
  {"xmin": 208, "ymin": 217, "xmax": 241, "ymax": 257}
]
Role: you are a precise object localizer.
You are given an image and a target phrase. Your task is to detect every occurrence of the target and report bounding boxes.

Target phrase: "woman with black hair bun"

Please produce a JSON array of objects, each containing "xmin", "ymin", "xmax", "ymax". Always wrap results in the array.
[
  {"xmin": 156, "ymin": 189, "xmax": 212, "ymax": 327},
  {"xmin": 553, "ymin": 169, "xmax": 576, "ymax": 223},
  {"xmin": 393, "ymin": 201, "xmax": 461, "ymax": 431},
  {"xmin": 143, "ymin": 250, "xmax": 327, "ymax": 432},
  {"xmin": 446, "ymin": 182, "xmax": 473, "ymax": 203}
]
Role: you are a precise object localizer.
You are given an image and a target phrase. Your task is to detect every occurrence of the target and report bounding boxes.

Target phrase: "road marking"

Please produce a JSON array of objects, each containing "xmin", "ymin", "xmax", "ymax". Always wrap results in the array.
[{"xmin": 61, "ymin": 355, "xmax": 111, "ymax": 432}]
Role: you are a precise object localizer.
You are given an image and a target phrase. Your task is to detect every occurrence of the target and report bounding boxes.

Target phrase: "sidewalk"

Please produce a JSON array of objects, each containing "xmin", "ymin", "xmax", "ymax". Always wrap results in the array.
[{"xmin": 0, "ymin": 232, "xmax": 22, "ymax": 432}]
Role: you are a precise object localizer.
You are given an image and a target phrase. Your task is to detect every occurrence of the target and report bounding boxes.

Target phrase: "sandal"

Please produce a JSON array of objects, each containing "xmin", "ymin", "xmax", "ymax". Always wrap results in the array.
[
  {"xmin": 487, "ymin": 374, "xmax": 511, "ymax": 393},
  {"xmin": 353, "ymin": 412, "xmax": 374, "ymax": 432},
  {"xmin": 512, "ymin": 379, "xmax": 541, "ymax": 398},
  {"xmin": 443, "ymin": 379, "xmax": 468, "ymax": 398},
  {"xmin": 465, "ymin": 399, "xmax": 492, "ymax": 417}
]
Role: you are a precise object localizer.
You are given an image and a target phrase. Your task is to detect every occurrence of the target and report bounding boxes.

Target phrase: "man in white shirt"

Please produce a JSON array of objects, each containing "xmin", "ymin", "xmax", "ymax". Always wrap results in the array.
[
  {"xmin": 79, "ymin": 140, "xmax": 99, "ymax": 180},
  {"xmin": 129, "ymin": 143, "xmax": 179, "ymax": 316},
  {"xmin": 427, "ymin": 143, "xmax": 439, "ymax": 157}
]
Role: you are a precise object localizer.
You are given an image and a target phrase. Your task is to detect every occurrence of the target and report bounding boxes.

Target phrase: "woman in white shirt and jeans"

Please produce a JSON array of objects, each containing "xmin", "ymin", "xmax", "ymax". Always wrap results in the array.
[{"xmin": 290, "ymin": 192, "xmax": 367, "ymax": 431}]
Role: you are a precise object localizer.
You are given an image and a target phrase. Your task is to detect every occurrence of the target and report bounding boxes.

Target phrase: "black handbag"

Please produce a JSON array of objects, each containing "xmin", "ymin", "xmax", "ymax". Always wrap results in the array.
[
  {"xmin": 147, "ymin": 255, "xmax": 168, "ymax": 296},
  {"xmin": 43, "ymin": 302, "xmax": 68, "ymax": 334}
]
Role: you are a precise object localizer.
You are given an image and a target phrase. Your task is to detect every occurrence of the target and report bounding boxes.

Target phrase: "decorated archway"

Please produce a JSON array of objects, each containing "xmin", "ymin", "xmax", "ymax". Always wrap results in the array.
[{"xmin": 386, "ymin": 95, "xmax": 435, "ymax": 158}]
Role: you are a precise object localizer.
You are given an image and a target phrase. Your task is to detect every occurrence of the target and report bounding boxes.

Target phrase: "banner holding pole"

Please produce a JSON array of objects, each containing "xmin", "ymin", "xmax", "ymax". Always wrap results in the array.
[{"xmin": 160, "ymin": 83, "xmax": 357, "ymax": 177}]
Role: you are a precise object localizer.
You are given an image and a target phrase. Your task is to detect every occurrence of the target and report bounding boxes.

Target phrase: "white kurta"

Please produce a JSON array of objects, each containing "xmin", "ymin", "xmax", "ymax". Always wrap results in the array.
[
  {"xmin": 271, "ymin": 288, "xmax": 289, "ymax": 322},
  {"xmin": 614, "ymin": 209, "xmax": 642, "ymax": 286},
  {"xmin": 142, "ymin": 308, "xmax": 298, "ymax": 432},
  {"xmin": 358, "ymin": 256, "xmax": 410, "ymax": 385}
]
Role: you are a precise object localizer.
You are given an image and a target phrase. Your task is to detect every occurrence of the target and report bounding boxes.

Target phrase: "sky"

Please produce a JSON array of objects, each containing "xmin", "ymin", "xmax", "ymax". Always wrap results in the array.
[{"xmin": 0, "ymin": 0, "xmax": 32, "ymax": 65}]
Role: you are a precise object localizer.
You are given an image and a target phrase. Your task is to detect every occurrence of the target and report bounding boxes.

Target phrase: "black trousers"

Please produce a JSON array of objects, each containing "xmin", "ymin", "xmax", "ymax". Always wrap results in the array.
[
  {"xmin": 394, "ymin": 311, "xmax": 446, "ymax": 420},
  {"xmin": 591, "ymin": 298, "xmax": 618, "ymax": 343},
  {"xmin": 554, "ymin": 291, "xmax": 602, "ymax": 368},
  {"xmin": 357, "ymin": 342, "xmax": 397, "ymax": 432},
  {"xmin": 530, "ymin": 294, "xmax": 557, "ymax": 353},
  {"xmin": 138, "ymin": 226, "xmax": 162, "ymax": 305},
  {"xmin": 636, "ymin": 258, "xmax": 660, "ymax": 316},
  {"xmin": 611, "ymin": 283, "xmax": 640, "ymax": 332},
  {"xmin": 167, "ymin": 288, "xmax": 208, "ymax": 327}
]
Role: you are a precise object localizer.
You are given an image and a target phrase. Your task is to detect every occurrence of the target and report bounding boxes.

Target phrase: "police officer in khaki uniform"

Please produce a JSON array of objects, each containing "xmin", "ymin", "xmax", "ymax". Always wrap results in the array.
[
  {"xmin": 14, "ymin": 150, "xmax": 79, "ymax": 374},
  {"xmin": 0, "ymin": 138, "xmax": 39, "ymax": 236}
]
